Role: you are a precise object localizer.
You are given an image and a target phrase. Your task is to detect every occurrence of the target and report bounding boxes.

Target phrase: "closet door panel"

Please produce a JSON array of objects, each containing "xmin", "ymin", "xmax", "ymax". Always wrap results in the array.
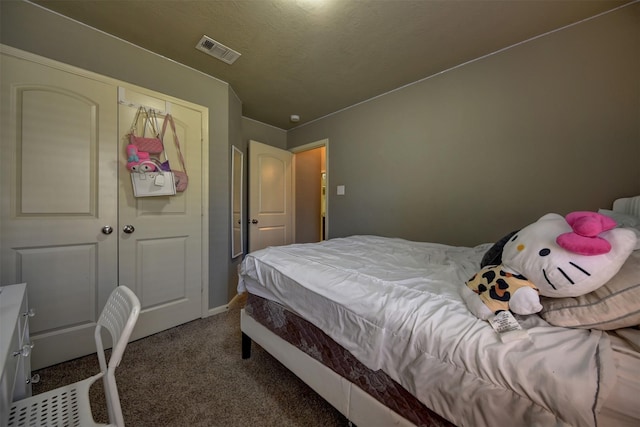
[
  {"xmin": 136, "ymin": 237, "xmax": 187, "ymax": 306},
  {"xmin": 19, "ymin": 245, "xmax": 98, "ymax": 332},
  {"xmin": 19, "ymin": 89, "xmax": 94, "ymax": 213},
  {"xmin": 1, "ymin": 51, "xmax": 118, "ymax": 370},
  {"xmin": 118, "ymin": 89, "xmax": 204, "ymax": 340}
]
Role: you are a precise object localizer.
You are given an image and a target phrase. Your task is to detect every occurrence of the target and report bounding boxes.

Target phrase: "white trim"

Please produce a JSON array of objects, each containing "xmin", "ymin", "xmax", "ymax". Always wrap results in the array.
[
  {"xmin": 289, "ymin": 139, "xmax": 328, "ymax": 153},
  {"xmin": 229, "ymin": 85, "xmax": 242, "ymax": 104},
  {"xmin": 291, "ymin": 157, "xmax": 297, "ymax": 243},
  {"xmin": 230, "ymin": 145, "xmax": 244, "ymax": 259},
  {"xmin": 200, "ymin": 101, "xmax": 211, "ymax": 321},
  {"xmin": 207, "ymin": 305, "xmax": 229, "ymax": 317}
]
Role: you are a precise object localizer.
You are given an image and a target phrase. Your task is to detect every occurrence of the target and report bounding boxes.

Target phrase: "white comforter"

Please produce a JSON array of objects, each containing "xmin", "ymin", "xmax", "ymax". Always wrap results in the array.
[{"xmin": 239, "ymin": 235, "xmax": 615, "ymax": 427}]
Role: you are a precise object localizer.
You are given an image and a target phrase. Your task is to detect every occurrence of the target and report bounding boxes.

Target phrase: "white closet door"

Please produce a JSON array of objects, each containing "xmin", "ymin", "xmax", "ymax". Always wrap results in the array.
[
  {"xmin": 117, "ymin": 88, "xmax": 205, "ymax": 341},
  {"xmin": 0, "ymin": 51, "xmax": 118, "ymax": 369},
  {"xmin": 1, "ymin": 49, "xmax": 208, "ymax": 370}
]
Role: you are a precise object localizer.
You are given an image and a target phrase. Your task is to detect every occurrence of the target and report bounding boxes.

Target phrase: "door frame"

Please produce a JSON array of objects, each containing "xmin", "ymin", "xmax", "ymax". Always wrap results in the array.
[{"xmin": 290, "ymin": 139, "xmax": 329, "ymax": 241}]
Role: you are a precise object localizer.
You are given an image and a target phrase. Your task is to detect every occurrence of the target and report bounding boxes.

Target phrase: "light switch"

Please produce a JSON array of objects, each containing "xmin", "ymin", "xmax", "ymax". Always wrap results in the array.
[{"xmin": 337, "ymin": 185, "xmax": 345, "ymax": 195}]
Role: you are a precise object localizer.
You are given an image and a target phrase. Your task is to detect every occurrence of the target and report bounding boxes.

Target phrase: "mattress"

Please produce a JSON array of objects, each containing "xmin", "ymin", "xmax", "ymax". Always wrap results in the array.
[
  {"xmin": 238, "ymin": 235, "xmax": 622, "ymax": 427},
  {"xmin": 244, "ymin": 290, "xmax": 640, "ymax": 427},
  {"xmin": 245, "ymin": 292, "xmax": 453, "ymax": 427}
]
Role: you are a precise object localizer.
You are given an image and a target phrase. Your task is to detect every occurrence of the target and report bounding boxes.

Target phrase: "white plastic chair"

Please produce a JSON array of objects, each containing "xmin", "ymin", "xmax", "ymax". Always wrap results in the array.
[{"xmin": 7, "ymin": 286, "xmax": 141, "ymax": 427}]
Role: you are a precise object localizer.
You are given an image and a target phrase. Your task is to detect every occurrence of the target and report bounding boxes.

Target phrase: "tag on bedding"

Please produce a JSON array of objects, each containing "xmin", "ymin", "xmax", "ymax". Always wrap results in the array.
[{"xmin": 488, "ymin": 311, "xmax": 530, "ymax": 343}]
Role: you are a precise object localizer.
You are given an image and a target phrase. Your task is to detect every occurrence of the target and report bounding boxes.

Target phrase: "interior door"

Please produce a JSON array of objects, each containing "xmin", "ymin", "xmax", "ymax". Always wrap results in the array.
[
  {"xmin": 248, "ymin": 140, "xmax": 293, "ymax": 252},
  {"xmin": 0, "ymin": 51, "xmax": 118, "ymax": 369},
  {"xmin": 118, "ymin": 88, "xmax": 205, "ymax": 341}
]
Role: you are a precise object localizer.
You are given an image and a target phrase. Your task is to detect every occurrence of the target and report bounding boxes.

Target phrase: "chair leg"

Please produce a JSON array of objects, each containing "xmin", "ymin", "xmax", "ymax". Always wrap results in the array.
[{"xmin": 242, "ymin": 332, "xmax": 252, "ymax": 359}]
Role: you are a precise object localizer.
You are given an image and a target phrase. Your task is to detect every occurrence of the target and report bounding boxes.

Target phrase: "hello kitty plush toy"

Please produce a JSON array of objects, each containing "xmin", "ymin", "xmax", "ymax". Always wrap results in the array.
[{"xmin": 461, "ymin": 211, "xmax": 637, "ymax": 320}]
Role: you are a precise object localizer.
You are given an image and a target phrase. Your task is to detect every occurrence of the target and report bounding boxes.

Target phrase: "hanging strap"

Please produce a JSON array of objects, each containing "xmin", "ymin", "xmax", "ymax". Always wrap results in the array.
[
  {"xmin": 161, "ymin": 114, "xmax": 187, "ymax": 174},
  {"xmin": 147, "ymin": 108, "xmax": 160, "ymax": 138},
  {"xmin": 129, "ymin": 106, "xmax": 160, "ymax": 138},
  {"xmin": 129, "ymin": 106, "xmax": 144, "ymax": 134}
]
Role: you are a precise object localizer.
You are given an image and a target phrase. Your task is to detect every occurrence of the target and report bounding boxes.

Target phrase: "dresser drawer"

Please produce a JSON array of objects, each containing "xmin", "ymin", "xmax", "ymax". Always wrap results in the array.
[
  {"xmin": 0, "ymin": 283, "xmax": 32, "ymax": 427},
  {"xmin": 14, "ymin": 288, "xmax": 32, "ymax": 401},
  {"xmin": 0, "ymin": 324, "xmax": 20, "ymax": 422}
]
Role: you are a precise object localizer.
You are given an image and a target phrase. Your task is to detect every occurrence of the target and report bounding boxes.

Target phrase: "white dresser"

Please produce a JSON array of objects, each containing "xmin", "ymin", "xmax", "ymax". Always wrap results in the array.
[{"xmin": 0, "ymin": 283, "xmax": 33, "ymax": 427}]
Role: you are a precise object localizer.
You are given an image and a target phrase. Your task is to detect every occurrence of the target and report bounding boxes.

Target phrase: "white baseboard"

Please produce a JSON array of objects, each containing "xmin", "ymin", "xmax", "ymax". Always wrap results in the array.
[
  {"xmin": 206, "ymin": 304, "xmax": 229, "ymax": 317},
  {"xmin": 205, "ymin": 292, "xmax": 246, "ymax": 317}
]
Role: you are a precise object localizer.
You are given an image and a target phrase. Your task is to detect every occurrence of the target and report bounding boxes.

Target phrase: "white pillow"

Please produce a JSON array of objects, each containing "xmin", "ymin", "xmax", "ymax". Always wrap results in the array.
[
  {"xmin": 599, "ymin": 209, "xmax": 640, "ymax": 227},
  {"xmin": 540, "ymin": 250, "xmax": 640, "ymax": 330},
  {"xmin": 599, "ymin": 209, "xmax": 640, "ymax": 250}
]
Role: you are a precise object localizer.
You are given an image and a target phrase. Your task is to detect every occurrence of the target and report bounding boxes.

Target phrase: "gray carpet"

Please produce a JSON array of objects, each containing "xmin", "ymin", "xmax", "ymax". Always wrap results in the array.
[{"xmin": 32, "ymin": 306, "xmax": 348, "ymax": 426}]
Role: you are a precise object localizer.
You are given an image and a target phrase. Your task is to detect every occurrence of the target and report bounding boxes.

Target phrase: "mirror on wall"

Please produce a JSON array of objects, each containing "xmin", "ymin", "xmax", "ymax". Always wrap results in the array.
[{"xmin": 231, "ymin": 145, "xmax": 244, "ymax": 258}]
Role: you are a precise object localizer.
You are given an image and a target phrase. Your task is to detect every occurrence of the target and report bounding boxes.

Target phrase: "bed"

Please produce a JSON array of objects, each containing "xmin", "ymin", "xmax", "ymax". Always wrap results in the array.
[{"xmin": 238, "ymin": 195, "xmax": 640, "ymax": 427}]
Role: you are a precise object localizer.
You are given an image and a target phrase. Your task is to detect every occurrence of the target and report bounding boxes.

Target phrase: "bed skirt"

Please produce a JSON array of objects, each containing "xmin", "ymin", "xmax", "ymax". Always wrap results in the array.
[{"xmin": 243, "ymin": 293, "xmax": 454, "ymax": 427}]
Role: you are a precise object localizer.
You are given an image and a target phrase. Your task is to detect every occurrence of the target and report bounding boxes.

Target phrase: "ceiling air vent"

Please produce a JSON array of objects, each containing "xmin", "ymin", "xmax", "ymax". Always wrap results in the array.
[{"xmin": 196, "ymin": 35, "xmax": 241, "ymax": 65}]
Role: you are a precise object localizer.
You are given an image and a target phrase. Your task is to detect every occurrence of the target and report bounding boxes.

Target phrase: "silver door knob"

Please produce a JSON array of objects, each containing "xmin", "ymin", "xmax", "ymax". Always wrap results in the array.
[
  {"xmin": 102, "ymin": 225, "xmax": 113, "ymax": 235},
  {"xmin": 251, "ymin": 219, "xmax": 258, "ymax": 224},
  {"xmin": 123, "ymin": 225, "xmax": 135, "ymax": 234}
]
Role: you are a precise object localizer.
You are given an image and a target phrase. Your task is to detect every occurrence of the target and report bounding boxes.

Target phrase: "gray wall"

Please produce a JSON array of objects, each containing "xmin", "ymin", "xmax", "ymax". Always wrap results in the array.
[
  {"xmin": 288, "ymin": 4, "xmax": 640, "ymax": 246},
  {"xmin": 0, "ymin": 0, "xmax": 234, "ymax": 308},
  {"xmin": 242, "ymin": 117, "xmax": 288, "ymax": 151}
]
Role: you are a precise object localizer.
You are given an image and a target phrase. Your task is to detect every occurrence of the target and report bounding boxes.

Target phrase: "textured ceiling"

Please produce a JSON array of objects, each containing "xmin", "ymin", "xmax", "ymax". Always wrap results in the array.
[{"xmin": 33, "ymin": 0, "xmax": 631, "ymax": 130}]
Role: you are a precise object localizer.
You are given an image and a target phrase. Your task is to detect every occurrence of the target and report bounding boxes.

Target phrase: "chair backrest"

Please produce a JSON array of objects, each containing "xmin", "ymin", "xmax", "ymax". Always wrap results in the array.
[{"xmin": 94, "ymin": 286, "xmax": 140, "ymax": 427}]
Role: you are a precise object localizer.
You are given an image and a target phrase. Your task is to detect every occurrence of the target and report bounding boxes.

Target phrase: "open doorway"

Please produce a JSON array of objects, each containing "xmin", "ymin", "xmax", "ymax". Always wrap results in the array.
[{"xmin": 291, "ymin": 139, "xmax": 328, "ymax": 243}]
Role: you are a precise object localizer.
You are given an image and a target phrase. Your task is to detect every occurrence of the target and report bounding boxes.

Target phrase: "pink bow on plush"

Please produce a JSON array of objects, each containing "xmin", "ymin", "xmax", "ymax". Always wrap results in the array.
[{"xmin": 556, "ymin": 211, "xmax": 617, "ymax": 255}]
